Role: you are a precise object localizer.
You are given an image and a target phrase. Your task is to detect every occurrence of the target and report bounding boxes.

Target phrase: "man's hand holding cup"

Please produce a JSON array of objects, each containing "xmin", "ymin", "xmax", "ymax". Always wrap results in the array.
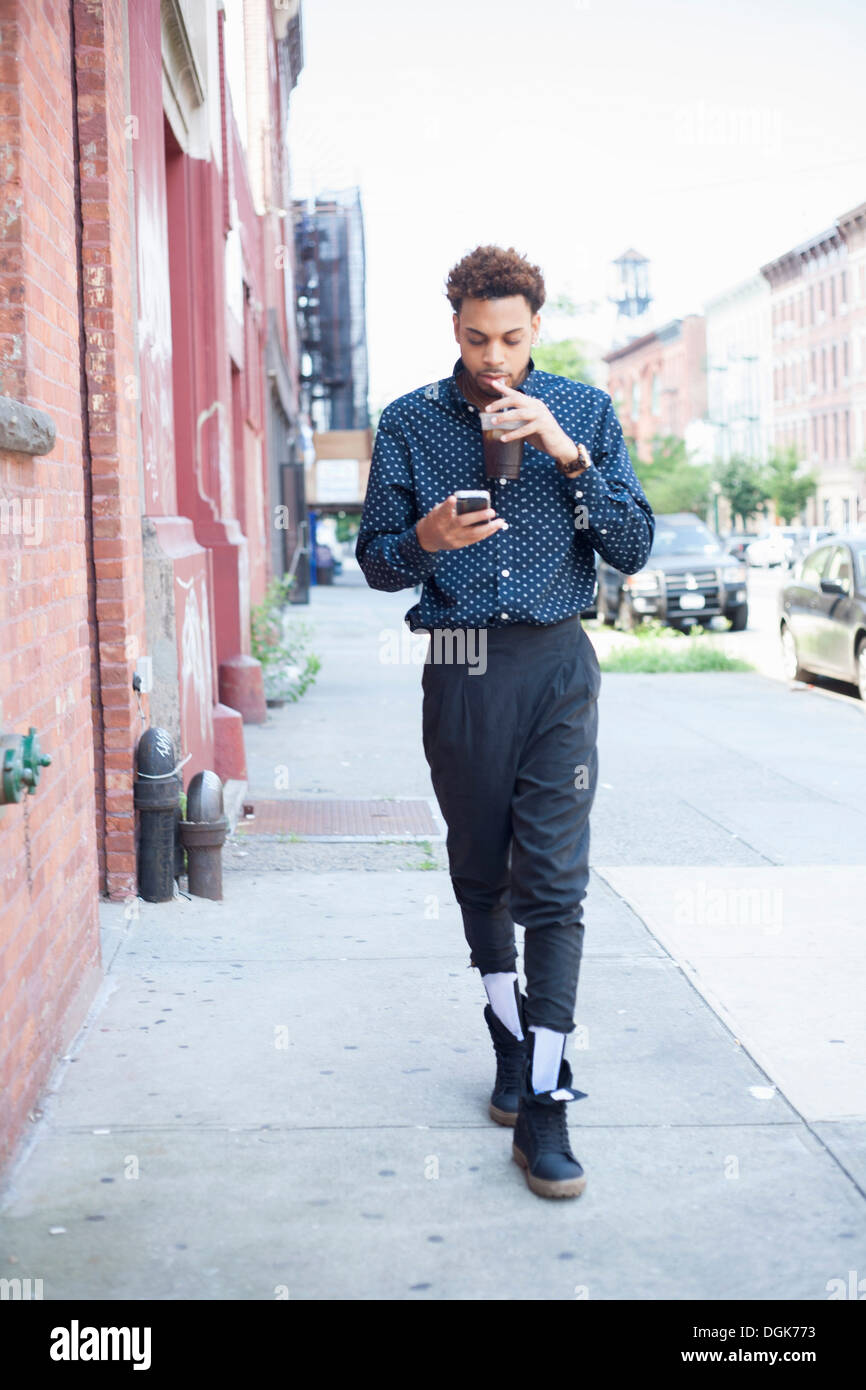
[{"xmin": 483, "ymin": 377, "xmax": 591, "ymax": 477}]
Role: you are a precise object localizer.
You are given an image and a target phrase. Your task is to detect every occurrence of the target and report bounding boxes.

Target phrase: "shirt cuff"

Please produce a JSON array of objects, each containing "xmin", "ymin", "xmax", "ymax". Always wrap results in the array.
[
  {"xmin": 570, "ymin": 463, "xmax": 606, "ymax": 508},
  {"xmin": 397, "ymin": 522, "xmax": 442, "ymax": 578}
]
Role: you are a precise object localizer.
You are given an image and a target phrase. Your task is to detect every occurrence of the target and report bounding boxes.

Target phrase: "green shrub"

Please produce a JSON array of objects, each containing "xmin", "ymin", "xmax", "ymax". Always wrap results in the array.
[
  {"xmin": 251, "ymin": 574, "xmax": 321, "ymax": 703},
  {"xmin": 598, "ymin": 617, "xmax": 753, "ymax": 672}
]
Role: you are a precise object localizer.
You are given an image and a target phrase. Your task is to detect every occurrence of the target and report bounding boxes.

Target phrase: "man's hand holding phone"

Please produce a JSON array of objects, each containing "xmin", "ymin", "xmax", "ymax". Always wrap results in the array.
[{"xmin": 416, "ymin": 491, "xmax": 508, "ymax": 552}]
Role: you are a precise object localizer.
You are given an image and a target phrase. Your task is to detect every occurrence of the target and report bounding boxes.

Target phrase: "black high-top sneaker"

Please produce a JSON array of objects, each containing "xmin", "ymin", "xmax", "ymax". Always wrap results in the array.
[
  {"xmin": 512, "ymin": 1039, "xmax": 588, "ymax": 1198},
  {"xmin": 482, "ymin": 985, "xmax": 528, "ymax": 1127}
]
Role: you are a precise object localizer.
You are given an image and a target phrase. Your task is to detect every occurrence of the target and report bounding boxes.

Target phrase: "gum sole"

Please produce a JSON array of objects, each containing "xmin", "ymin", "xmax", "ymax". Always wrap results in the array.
[
  {"xmin": 512, "ymin": 1142, "xmax": 587, "ymax": 1199},
  {"xmin": 489, "ymin": 1102, "xmax": 517, "ymax": 1127}
]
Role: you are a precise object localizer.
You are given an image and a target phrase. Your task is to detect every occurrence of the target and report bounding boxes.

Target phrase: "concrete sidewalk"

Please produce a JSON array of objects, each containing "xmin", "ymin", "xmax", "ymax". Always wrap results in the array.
[{"xmin": 2, "ymin": 581, "xmax": 864, "ymax": 1300}]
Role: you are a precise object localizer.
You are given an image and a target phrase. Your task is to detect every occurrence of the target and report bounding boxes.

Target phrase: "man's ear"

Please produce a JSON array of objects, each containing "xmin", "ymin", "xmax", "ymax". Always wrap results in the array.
[{"xmin": 452, "ymin": 311, "xmax": 460, "ymax": 342}]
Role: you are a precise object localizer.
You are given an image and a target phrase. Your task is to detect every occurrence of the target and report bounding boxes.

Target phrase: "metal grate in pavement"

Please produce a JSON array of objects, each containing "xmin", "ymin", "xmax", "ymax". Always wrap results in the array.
[{"xmin": 236, "ymin": 798, "xmax": 440, "ymax": 840}]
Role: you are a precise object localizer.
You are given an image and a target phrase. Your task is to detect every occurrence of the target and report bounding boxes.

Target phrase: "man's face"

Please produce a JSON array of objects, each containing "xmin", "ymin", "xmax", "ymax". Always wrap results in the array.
[{"xmin": 453, "ymin": 295, "xmax": 540, "ymax": 400}]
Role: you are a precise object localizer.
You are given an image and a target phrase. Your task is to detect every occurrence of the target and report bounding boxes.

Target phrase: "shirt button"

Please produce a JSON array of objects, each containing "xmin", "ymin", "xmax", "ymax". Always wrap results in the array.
[
  {"xmin": 575, "ymin": 490, "xmax": 583, "ymax": 497},
  {"xmin": 600, "ymin": 528, "xmax": 607, "ymax": 535},
  {"xmin": 501, "ymin": 568, "xmax": 510, "ymax": 577},
  {"xmin": 500, "ymin": 477, "xmax": 508, "ymax": 485},
  {"xmin": 501, "ymin": 612, "xmax": 509, "ymax": 620}
]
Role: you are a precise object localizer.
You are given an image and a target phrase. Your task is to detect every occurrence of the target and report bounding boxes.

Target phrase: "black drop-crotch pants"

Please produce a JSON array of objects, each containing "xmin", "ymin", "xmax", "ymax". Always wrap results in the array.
[{"xmin": 421, "ymin": 614, "xmax": 601, "ymax": 1035}]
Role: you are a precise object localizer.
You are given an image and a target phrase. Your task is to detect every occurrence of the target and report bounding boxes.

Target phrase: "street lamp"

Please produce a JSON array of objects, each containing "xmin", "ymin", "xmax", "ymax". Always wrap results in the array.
[{"xmin": 710, "ymin": 479, "xmax": 722, "ymax": 534}]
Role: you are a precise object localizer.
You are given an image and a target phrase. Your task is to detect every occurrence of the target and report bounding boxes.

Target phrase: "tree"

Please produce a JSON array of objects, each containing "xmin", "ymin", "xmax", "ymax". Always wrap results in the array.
[
  {"xmin": 532, "ymin": 338, "xmax": 595, "ymax": 385},
  {"xmin": 762, "ymin": 445, "xmax": 818, "ymax": 524},
  {"xmin": 715, "ymin": 454, "xmax": 770, "ymax": 530},
  {"xmin": 631, "ymin": 433, "xmax": 712, "ymax": 516}
]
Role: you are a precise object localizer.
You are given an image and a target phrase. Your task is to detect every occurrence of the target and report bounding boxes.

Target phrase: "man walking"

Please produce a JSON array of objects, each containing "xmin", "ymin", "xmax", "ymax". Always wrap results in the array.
[{"xmin": 356, "ymin": 245, "xmax": 654, "ymax": 1198}]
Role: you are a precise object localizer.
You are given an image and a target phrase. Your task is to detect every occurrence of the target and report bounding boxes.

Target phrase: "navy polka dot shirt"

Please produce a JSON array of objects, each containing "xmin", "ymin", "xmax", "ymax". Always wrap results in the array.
[{"xmin": 355, "ymin": 355, "xmax": 655, "ymax": 632}]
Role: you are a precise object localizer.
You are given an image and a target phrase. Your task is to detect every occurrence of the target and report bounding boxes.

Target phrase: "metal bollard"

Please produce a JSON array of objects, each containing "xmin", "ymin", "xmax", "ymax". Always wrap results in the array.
[
  {"xmin": 179, "ymin": 770, "xmax": 229, "ymax": 901},
  {"xmin": 134, "ymin": 728, "xmax": 182, "ymax": 903}
]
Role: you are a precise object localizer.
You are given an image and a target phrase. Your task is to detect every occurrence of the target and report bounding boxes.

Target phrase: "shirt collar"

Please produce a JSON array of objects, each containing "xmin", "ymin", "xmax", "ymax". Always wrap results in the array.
[{"xmin": 449, "ymin": 354, "xmax": 537, "ymax": 413}]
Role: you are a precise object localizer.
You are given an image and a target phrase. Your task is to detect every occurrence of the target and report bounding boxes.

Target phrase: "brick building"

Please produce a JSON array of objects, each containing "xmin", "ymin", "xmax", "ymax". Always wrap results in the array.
[
  {"xmin": 837, "ymin": 202, "xmax": 866, "ymax": 520},
  {"xmin": 761, "ymin": 203, "xmax": 866, "ymax": 529},
  {"xmin": 602, "ymin": 314, "xmax": 708, "ymax": 464},
  {"xmin": 0, "ymin": 0, "xmax": 306, "ymax": 1173}
]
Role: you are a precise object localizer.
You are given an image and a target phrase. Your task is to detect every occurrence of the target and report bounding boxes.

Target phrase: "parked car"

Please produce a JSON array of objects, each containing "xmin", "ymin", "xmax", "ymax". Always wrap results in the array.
[
  {"xmin": 314, "ymin": 542, "xmax": 336, "ymax": 585},
  {"xmin": 744, "ymin": 526, "xmax": 802, "ymax": 568},
  {"xmin": 723, "ymin": 532, "xmax": 758, "ymax": 565},
  {"xmin": 785, "ymin": 526, "xmax": 835, "ymax": 570},
  {"xmin": 778, "ymin": 536, "xmax": 866, "ymax": 700},
  {"xmin": 583, "ymin": 572, "xmax": 603, "ymax": 622},
  {"xmin": 596, "ymin": 512, "xmax": 749, "ymax": 631}
]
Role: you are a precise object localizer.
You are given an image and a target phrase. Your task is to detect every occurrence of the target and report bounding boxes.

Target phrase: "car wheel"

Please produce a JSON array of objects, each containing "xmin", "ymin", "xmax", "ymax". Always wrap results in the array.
[
  {"xmin": 615, "ymin": 593, "xmax": 636, "ymax": 633},
  {"xmin": 726, "ymin": 603, "xmax": 748, "ymax": 632},
  {"xmin": 780, "ymin": 623, "xmax": 809, "ymax": 683},
  {"xmin": 857, "ymin": 638, "xmax": 866, "ymax": 702}
]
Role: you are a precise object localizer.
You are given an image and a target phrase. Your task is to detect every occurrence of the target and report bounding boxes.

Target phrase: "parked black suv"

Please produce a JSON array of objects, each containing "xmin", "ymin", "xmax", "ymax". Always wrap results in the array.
[{"xmin": 594, "ymin": 512, "xmax": 750, "ymax": 631}]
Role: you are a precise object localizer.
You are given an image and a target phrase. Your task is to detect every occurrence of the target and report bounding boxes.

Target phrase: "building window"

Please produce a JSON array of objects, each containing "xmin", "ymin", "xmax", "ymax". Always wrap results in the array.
[
  {"xmin": 822, "ymin": 414, "xmax": 828, "ymax": 458},
  {"xmin": 830, "ymin": 277, "xmax": 836, "ymax": 317},
  {"xmin": 631, "ymin": 380, "xmax": 641, "ymax": 417},
  {"xmin": 651, "ymin": 373, "xmax": 661, "ymax": 416},
  {"xmin": 833, "ymin": 411, "xmax": 839, "ymax": 458},
  {"xmin": 832, "ymin": 343, "xmax": 838, "ymax": 390},
  {"xmin": 809, "ymin": 285, "xmax": 815, "ymax": 323},
  {"xmin": 823, "ymin": 497, "xmax": 831, "ymax": 526},
  {"xmin": 843, "ymin": 497, "xmax": 850, "ymax": 527},
  {"xmin": 811, "ymin": 416, "xmax": 818, "ymax": 453},
  {"xmin": 845, "ymin": 408, "xmax": 850, "ymax": 458}
]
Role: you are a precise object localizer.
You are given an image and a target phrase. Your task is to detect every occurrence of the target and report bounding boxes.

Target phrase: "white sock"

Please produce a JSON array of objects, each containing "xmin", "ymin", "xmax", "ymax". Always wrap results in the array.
[
  {"xmin": 530, "ymin": 1026, "xmax": 567, "ymax": 1093},
  {"xmin": 482, "ymin": 972, "xmax": 524, "ymax": 1041}
]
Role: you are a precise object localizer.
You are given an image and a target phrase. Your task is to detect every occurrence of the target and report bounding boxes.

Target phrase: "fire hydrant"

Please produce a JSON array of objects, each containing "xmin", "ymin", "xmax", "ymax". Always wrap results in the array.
[
  {"xmin": 179, "ymin": 770, "xmax": 228, "ymax": 901},
  {"xmin": 0, "ymin": 726, "xmax": 52, "ymax": 804}
]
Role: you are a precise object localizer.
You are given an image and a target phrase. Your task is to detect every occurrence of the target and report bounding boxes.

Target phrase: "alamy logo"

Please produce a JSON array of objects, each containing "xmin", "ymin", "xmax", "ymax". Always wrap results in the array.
[
  {"xmin": 825, "ymin": 1270, "xmax": 866, "ymax": 1300},
  {"xmin": 0, "ymin": 1277, "xmax": 43, "ymax": 1299},
  {"xmin": 0, "ymin": 495, "xmax": 43, "ymax": 545},
  {"xmin": 49, "ymin": 1320, "xmax": 152, "ymax": 1371}
]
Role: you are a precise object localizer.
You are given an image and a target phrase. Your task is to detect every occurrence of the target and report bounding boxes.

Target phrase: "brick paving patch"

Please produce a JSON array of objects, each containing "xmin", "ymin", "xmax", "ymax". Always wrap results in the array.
[{"xmin": 236, "ymin": 798, "xmax": 439, "ymax": 838}]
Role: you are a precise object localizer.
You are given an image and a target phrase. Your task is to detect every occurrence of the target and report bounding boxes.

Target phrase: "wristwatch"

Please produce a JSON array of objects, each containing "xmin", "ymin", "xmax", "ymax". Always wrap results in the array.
[{"xmin": 555, "ymin": 442, "xmax": 592, "ymax": 479}]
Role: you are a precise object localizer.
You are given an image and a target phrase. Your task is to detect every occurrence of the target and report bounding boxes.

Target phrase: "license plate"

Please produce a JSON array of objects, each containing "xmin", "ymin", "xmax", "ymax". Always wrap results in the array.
[{"xmin": 679, "ymin": 593, "xmax": 706, "ymax": 610}]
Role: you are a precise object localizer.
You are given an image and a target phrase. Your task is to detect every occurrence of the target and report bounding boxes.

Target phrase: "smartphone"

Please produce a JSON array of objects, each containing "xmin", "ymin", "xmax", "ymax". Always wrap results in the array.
[{"xmin": 455, "ymin": 489, "xmax": 491, "ymax": 525}]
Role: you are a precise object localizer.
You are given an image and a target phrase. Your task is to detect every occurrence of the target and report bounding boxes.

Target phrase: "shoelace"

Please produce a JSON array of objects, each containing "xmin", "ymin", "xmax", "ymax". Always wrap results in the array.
[
  {"xmin": 491, "ymin": 1031, "xmax": 527, "ymax": 1090},
  {"xmin": 529, "ymin": 1097, "xmax": 574, "ymax": 1157},
  {"xmin": 498, "ymin": 1050, "xmax": 526, "ymax": 1091}
]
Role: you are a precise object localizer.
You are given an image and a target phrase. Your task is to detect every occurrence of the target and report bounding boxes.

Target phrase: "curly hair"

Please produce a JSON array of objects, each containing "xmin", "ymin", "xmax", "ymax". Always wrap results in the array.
[{"xmin": 445, "ymin": 245, "xmax": 546, "ymax": 316}]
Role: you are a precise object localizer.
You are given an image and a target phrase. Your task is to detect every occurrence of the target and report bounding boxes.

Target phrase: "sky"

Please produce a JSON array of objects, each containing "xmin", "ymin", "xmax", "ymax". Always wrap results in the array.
[{"xmin": 286, "ymin": 0, "xmax": 866, "ymax": 413}]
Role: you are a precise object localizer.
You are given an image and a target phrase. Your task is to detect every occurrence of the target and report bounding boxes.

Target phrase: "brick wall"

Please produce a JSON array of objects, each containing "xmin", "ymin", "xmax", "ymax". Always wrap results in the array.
[
  {"xmin": 73, "ymin": 0, "xmax": 146, "ymax": 898},
  {"xmin": 0, "ymin": 0, "xmax": 101, "ymax": 1170},
  {"xmin": 0, "ymin": 0, "xmax": 145, "ymax": 1174}
]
